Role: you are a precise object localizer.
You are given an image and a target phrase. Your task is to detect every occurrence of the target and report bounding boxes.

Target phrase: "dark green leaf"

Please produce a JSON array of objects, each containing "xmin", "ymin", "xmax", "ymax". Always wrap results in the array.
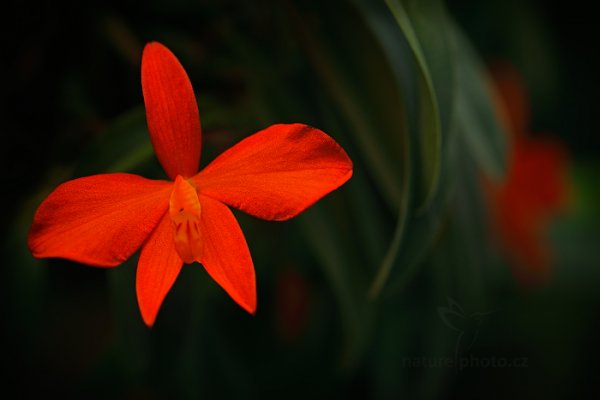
[
  {"xmin": 290, "ymin": 1, "xmax": 409, "ymax": 211},
  {"xmin": 451, "ymin": 19, "xmax": 508, "ymax": 180},
  {"xmin": 385, "ymin": 0, "xmax": 456, "ymax": 210}
]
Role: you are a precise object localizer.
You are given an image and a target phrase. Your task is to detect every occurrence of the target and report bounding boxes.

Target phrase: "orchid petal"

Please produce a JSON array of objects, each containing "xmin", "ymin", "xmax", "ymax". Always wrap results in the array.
[
  {"xmin": 28, "ymin": 173, "xmax": 171, "ymax": 266},
  {"xmin": 199, "ymin": 195, "xmax": 256, "ymax": 314},
  {"xmin": 136, "ymin": 214, "xmax": 183, "ymax": 327},
  {"xmin": 194, "ymin": 124, "xmax": 352, "ymax": 221},
  {"xmin": 142, "ymin": 42, "xmax": 201, "ymax": 179}
]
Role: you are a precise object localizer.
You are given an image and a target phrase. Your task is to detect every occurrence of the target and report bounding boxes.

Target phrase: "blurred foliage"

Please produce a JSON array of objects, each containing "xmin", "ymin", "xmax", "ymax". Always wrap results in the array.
[{"xmin": 2, "ymin": 0, "xmax": 599, "ymax": 398}]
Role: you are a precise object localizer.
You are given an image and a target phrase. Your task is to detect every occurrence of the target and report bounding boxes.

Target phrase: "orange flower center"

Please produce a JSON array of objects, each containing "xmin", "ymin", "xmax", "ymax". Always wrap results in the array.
[{"xmin": 169, "ymin": 175, "xmax": 203, "ymax": 263}]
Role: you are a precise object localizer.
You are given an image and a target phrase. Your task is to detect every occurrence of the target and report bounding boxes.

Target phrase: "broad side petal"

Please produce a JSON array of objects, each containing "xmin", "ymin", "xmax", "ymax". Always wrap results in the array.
[
  {"xmin": 141, "ymin": 42, "xmax": 201, "ymax": 179},
  {"xmin": 136, "ymin": 214, "xmax": 183, "ymax": 327},
  {"xmin": 194, "ymin": 124, "xmax": 353, "ymax": 221},
  {"xmin": 28, "ymin": 173, "xmax": 171, "ymax": 267},
  {"xmin": 199, "ymin": 195, "xmax": 256, "ymax": 314}
]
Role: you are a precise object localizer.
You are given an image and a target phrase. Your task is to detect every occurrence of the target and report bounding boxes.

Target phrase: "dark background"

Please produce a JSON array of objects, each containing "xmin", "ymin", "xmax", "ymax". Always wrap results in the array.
[{"xmin": 2, "ymin": 0, "xmax": 599, "ymax": 398}]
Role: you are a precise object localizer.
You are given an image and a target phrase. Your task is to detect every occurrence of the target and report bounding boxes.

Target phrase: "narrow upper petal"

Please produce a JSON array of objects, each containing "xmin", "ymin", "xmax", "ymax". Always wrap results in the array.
[
  {"xmin": 136, "ymin": 214, "xmax": 184, "ymax": 327},
  {"xmin": 199, "ymin": 195, "xmax": 256, "ymax": 314},
  {"xmin": 141, "ymin": 42, "xmax": 201, "ymax": 179},
  {"xmin": 194, "ymin": 123, "xmax": 353, "ymax": 221},
  {"xmin": 28, "ymin": 173, "xmax": 171, "ymax": 267}
]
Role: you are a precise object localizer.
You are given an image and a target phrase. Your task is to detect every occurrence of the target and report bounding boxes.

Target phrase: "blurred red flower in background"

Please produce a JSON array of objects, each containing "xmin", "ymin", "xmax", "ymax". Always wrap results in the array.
[
  {"xmin": 484, "ymin": 62, "xmax": 569, "ymax": 284},
  {"xmin": 275, "ymin": 266, "xmax": 311, "ymax": 342},
  {"xmin": 27, "ymin": 42, "xmax": 353, "ymax": 326}
]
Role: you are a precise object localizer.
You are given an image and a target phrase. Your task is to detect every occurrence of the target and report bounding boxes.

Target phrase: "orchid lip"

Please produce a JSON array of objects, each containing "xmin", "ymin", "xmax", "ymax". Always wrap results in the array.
[{"xmin": 169, "ymin": 175, "xmax": 203, "ymax": 264}]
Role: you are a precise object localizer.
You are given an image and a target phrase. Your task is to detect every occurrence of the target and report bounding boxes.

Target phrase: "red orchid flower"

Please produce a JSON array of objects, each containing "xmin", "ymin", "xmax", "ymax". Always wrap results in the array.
[
  {"xmin": 484, "ymin": 62, "xmax": 568, "ymax": 284},
  {"xmin": 27, "ymin": 42, "xmax": 353, "ymax": 326}
]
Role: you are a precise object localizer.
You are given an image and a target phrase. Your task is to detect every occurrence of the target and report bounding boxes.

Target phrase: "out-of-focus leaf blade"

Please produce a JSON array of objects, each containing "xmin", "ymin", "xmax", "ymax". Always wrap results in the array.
[
  {"xmin": 451, "ymin": 19, "xmax": 508, "ymax": 180},
  {"xmin": 385, "ymin": 0, "xmax": 456, "ymax": 210},
  {"xmin": 227, "ymin": 17, "xmax": 375, "ymax": 368},
  {"xmin": 350, "ymin": 0, "xmax": 414, "ymax": 302},
  {"xmin": 358, "ymin": 0, "xmax": 456, "ymax": 296},
  {"xmin": 383, "ymin": 108, "xmax": 460, "ymax": 296},
  {"xmin": 317, "ymin": 94, "xmax": 391, "ymax": 272},
  {"xmin": 451, "ymin": 135, "xmax": 492, "ymax": 308},
  {"xmin": 299, "ymin": 205, "xmax": 371, "ymax": 369},
  {"xmin": 290, "ymin": 1, "xmax": 409, "ymax": 212},
  {"xmin": 280, "ymin": 2, "xmax": 407, "ymax": 352}
]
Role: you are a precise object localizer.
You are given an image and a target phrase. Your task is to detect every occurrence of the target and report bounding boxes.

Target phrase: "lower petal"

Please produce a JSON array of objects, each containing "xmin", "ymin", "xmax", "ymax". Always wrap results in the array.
[
  {"xmin": 136, "ymin": 214, "xmax": 184, "ymax": 327},
  {"xmin": 199, "ymin": 195, "xmax": 256, "ymax": 314}
]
